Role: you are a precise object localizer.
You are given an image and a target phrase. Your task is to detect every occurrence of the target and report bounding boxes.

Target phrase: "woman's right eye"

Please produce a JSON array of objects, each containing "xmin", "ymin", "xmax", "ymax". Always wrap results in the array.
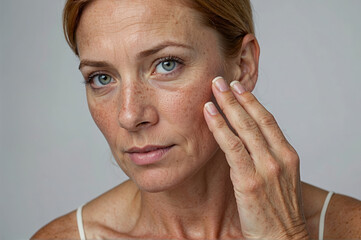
[{"xmin": 88, "ymin": 74, "xmax": 114, "ymax": 88}]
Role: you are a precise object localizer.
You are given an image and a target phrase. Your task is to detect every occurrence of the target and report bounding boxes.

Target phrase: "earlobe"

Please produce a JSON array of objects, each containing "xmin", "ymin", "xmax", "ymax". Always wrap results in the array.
[{"xmin": 234, "ymin": 34, "xmax": 260, "ymax": 92}]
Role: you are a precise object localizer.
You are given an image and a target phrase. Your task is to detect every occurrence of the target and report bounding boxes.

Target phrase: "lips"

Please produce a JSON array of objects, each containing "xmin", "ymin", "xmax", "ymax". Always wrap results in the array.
[
  {"xmin": 126, "ymin": 145, "xmax": 171, "ymax": 153},
  {"xmin": 126, "ymin": 145, "xmax": 174, "ymax": 165}
]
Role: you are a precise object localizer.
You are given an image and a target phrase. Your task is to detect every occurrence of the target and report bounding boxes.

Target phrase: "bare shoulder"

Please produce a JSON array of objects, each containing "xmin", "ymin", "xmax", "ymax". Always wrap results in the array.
[
  {"xmin": 301, "ymin": 182, "xmax": 361, "ymax": 239},
  {"xmin": 31, "ymin": 180, "xmax": 138, "ymax": 239},
  {"xmin": 79, "ymin": 180, "xmax": 140, "ymax": 238},
  {"xmin": 30, "ymin": 210, "xmax": 79, "ymax": 240}
]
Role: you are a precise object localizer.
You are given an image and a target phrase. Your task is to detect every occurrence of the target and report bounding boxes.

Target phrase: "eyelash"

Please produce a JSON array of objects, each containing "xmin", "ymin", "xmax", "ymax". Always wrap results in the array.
[
  {"xmin": 84, "ymin": 71, "xmax": 100, "ymax": 85},
  {"xmin": 81, "ymin": 71, "xmax": 102, "ymax": 86},
  {"xmin": 83, "ymin": 55, "xmax": 185, "ymax": 85},
  {"xmin": 153, "ymin": 55, "xmax": 184, "ymax": 76}
]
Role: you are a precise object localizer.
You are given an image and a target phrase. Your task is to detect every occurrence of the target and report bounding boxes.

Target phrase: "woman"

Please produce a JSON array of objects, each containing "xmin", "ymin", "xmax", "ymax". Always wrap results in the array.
[{"xmin": 32, "ymin": 0, "xmax": 361, "ymax": 239}]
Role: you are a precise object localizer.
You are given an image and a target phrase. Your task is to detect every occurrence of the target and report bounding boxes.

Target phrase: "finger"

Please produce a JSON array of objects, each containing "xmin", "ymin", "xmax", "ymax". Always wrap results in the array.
[
  {"xmin": 211, "ymin": 76, "xmax": 270, "ymax": 163},
  {"xmin": 203, "ymin": 101, "xmax": 255, "ymax": 177},
  {"xmin": 229, "ymin": 80, "xmax": 290, "ymax": 152}
]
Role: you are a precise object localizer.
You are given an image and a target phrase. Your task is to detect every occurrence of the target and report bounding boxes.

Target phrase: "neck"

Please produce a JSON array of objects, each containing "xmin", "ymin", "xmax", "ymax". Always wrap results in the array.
[{"xmin": 133, "ymin": 149, "xmax": 243, "ymax": 239}]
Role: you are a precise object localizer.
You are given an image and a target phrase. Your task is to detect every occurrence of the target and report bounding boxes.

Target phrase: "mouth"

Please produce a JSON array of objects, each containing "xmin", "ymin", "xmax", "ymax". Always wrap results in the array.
[{"xmin": 126, "ymin": 145, "xmax": 175, "ymax": 166}]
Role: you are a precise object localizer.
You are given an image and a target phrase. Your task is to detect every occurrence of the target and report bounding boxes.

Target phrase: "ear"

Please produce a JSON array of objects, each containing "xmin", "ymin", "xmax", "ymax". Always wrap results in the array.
[{"xmin": 231, "ymin": 34, "xmax": 260, "ymax": 92}]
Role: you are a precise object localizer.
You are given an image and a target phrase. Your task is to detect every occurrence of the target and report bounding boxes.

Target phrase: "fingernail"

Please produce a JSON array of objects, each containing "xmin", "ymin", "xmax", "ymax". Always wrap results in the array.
[
  {"xmin": 205, "ymin": 102, "xmax": 218, "ymax": 116},
  {"xmin": 212, "ymin": 76, "xmax": 229, "ymax": 92},
  {"xmin": 230, "ymin": 81, "xmax": 246, "ymax": 95}
]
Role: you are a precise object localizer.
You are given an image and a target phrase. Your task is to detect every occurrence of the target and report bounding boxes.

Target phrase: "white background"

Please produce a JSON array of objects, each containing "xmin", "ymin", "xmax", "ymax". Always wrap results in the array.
[{"xmin": 1, "ymin": 0, "xmax": 360, "ymax": 239}]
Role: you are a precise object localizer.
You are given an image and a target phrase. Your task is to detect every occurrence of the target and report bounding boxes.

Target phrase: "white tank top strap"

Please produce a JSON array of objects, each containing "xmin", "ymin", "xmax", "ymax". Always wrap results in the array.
[
  {"xmin": 319, "ymin": 191, "xmax": 334, "ymax": 240},
  {"xmin": 76, "ymin": 204, "xmax": 86, "ymax": 240}
]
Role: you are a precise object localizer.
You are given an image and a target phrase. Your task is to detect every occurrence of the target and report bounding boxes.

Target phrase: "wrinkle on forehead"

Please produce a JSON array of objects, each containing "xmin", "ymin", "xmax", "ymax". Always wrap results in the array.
[{"xmin": 76, "ymin": 0, "xmax": 209, "ymax": 59}]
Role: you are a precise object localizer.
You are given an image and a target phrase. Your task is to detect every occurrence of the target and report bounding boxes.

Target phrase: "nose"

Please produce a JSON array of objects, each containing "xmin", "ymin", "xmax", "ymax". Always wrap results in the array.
[{"xmin": 117, "ymin": 81, "xmax": 158, "ymax": 132}]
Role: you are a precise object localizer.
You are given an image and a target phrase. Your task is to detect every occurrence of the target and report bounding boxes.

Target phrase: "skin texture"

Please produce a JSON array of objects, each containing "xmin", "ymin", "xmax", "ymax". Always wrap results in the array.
[
  {"xmin": 78, "ymin": 0, "xmax": 226, "ymax": 194},
  {"xmin": 31, "ymin": 0, "xmax": 361, "ymax": 239}
]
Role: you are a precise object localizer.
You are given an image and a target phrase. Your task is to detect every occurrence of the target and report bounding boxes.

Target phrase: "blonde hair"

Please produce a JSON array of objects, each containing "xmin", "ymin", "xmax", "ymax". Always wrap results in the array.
[{"xmin": 63, "ymin": 0, "xmax": 254, "ymax": 57}]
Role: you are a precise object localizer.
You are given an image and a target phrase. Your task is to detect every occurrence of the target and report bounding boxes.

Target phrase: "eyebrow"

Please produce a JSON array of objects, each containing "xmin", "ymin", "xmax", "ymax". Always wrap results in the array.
[
  {"xmin": 78, "ymin": 41, "xmax": 194, "ymax": 70},
  {"xmin": 136, "ymin": 41, "xmax": 194, "ymax": 58},
  {"xmin": 78, "ymin": 60, "xmax": 114, "ymax": 70}
]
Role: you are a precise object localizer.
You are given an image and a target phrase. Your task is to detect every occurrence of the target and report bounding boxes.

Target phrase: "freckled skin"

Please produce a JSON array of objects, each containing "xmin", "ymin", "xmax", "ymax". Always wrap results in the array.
[
  {"xmin": 29, "ymin": 1, "xmax": 361, "ymax": 239},
  {"xmin": 77, "ymin": 0, "xmax": 232, "ymax": 193},
  {"xmin": 75, "ymin": 0, "xmax": 256, "ymax": 238}
]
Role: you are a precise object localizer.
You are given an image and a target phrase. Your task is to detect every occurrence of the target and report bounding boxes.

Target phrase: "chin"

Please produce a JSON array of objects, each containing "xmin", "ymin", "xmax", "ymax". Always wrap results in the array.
[
  {"xmin": 127, "ymin": 151, "xmax": 220, "ymax": 193},
  {"xmin": 129, "ymin": 166, "xmax": 195, "ymax": 193}
]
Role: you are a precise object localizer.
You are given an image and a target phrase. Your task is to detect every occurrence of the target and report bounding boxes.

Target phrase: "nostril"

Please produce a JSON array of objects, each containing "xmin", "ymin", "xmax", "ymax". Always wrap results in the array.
[
  {"xmin": 118, "ymin": 104, "xmax": 158, "ymax": 131},
  {"xmin": 136, "ymin": 121, "xmax": 150, "ymax": 128}
]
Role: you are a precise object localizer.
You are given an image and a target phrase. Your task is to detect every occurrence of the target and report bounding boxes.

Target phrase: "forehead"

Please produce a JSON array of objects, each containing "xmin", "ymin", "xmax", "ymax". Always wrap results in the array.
[{"xmin": 76, "ymin": 0, "xmax": 216, "ymax": 59}]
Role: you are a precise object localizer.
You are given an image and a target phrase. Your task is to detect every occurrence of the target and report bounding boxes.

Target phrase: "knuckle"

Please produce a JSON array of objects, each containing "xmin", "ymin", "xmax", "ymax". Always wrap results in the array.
[
  {"xmin": 224, "ymin": 94, "xmax": 240, "ymax": 109},
  {"xmin": 284, "ymin": 149, "xmax": 300, "ymax": 169},
  {"xmin": 259, "ymin": 113, "xmax": 277, "ymax": 127},
  {"xmin": 238, "ymin": 117, "xmax": 258, "ymax": 131},
  {"xmin": 278, "ymin": 137, "xmax": 289, "ymax": 146},
  {"xmin": 226, "ymin": 136, "xmax": 244, "ymax": 153},
  {"xmin": 244, "ymin": 177, "xmax": 264, "ymax": 193},
  {"xmin": 214, "ymin": 118, "xmax": 226, "ymax": 129},
  {"xmin": 266, "ymin": 159, "xmax": 282, "ymax": 178},
  {"xmin": 241, "ymin": 92, "xmax": 257, "ymax": 105}
]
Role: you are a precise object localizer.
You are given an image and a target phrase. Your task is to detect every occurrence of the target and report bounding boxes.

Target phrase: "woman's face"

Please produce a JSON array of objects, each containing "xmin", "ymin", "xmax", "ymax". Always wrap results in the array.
[{"xmin": 77, "ymin": 0, "xmax": 233, "ymax": 192}]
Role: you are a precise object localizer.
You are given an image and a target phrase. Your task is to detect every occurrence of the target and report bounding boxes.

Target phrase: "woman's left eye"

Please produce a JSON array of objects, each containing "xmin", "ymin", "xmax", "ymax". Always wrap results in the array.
[{"xmin": 154, "ymin": 59, "xmax": 180, "ymax": 74}]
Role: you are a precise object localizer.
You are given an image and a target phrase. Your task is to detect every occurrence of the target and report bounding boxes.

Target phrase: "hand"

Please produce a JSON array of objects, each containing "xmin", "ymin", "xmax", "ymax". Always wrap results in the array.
[{"xmin": 203, "ymin": 76, "xmax": 309, "ymax": 239}]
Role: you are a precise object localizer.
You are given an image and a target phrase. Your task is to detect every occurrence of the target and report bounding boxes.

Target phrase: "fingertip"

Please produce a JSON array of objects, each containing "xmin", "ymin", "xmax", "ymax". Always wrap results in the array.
[
  {"xmin": 212, "ymin": 76, "xmax": 224, "ymax": 84},
  {"xmin": 204, "ymin": 102, "xmax": 219, "ymax": 116},
  {"xmin": 230, "ymin": 81, "xmax": 246, "ymax": 95}
]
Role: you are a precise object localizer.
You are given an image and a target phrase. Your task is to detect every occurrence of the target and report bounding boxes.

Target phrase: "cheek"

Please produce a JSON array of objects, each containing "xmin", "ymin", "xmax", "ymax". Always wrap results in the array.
[
  {"xmin": 165, "ymin": 59, "xmax": 225, "ymax": 154},
  {"xmin": 167, "ymin": 85, "xmax": 220, "ymax": 162},
  {"xmin": 181, "ymin": 86, "xmax": 210, "ymax": 121},
  {"xmin": 170, "ymin": 66, "xmax": 224, "ymax": 127},
  {"xmin": 87, "ymin": 93, "xmax": 118, "ymax": 146},
  {"xmin": 160, "ymin": 78, "xmax": 215, "ymax": 144},
  {"xmin": 158, "ymin": 77, "xmax": 211, "ymax": 126}
]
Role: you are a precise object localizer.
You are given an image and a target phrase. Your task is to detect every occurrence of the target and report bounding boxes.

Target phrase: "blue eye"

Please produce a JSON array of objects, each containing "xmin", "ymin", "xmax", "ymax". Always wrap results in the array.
[
  {"xmin": 155, "ymin": 59, "xmax": 178, "ymax": 74},
  {"xmin": 90, "ymin": 74, "xmax": 113, "ymax": 87}
]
